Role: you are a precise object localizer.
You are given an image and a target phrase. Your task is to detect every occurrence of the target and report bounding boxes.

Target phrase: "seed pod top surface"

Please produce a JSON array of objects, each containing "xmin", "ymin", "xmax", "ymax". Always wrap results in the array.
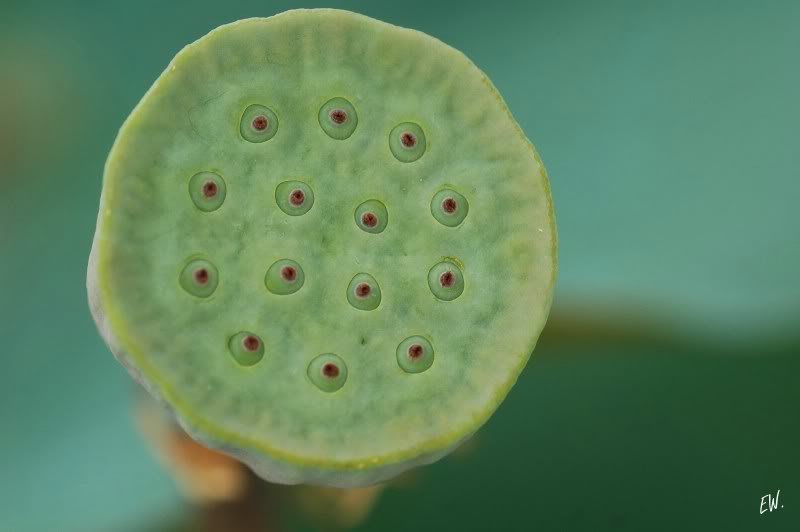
[{"xmin": 87, "ymin": 8, "xmax": 557, "ymax": 487}]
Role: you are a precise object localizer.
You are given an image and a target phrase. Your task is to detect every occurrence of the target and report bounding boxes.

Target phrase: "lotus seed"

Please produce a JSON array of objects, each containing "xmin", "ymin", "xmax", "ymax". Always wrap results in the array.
[
  {"xmin": 189, "ymin": 172, "xmax": 226, "ymax": 212},
  {"xmin": 354, "ymin": 199, "xmax": 388, "ymax": 234},
  {"xmin": 228, "ymin": 331, "xmax": 265, "ymax": 366},
  {"xmin": 179, "ymin": 259, "xmax": 218, "ymax": 298},
  {"xmin": 319, "ymin": 97, "xmax": 359, "ymax": 140},
  {"xmin": 265, "ymin": 259, "xmax": 305, "ymax": 295},
  {"xmin": 276, "ymin": 180, "xmax": 314, "ymax": 216},
  {"xmin": 396, "ymin": 336, "xmax": 434, "ymax": 373},
  {"xmin": 389, "ymin": 122, "xmax": 427, "ymax": 162},
  {"xmin": 428, "ymin": 261, "xmax": 465, "ymax": 301},
  {"xmin": 240, "ymin": 104, "xmax": 278, "ymax": 142},
  {"xmin": 431, "ymin": 188, "xmax": 469, "ymax": 227},
  {"xmin": 347, "ymin": 273, "xmax": 381, "ymax": 311},
  {"xmin": 308, "ymin": 353, "xmax": 348, "ymax": 393}
]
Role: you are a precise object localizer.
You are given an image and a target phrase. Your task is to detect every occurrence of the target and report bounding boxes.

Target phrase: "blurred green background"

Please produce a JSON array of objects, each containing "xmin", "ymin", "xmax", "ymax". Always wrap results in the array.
[{"xmin": 1, "ymin": 0, "xmax": 798, "ymax": 530}]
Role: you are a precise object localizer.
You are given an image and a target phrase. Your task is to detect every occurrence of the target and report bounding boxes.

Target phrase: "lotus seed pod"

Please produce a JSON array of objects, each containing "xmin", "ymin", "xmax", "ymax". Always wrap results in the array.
[{"xmin": 87, "ymin": 9, "xmax": 557, "ymax": 488}]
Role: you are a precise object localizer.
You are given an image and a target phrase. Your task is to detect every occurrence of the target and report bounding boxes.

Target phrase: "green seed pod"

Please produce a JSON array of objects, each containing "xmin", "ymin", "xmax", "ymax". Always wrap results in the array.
[{"xmin": 87, "ymin": 9, "xmax": 557, "ymax": 488}]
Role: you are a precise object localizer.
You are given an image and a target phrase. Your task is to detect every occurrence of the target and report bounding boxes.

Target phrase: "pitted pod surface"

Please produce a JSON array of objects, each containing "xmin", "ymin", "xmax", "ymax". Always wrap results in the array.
[{"xmin": 88, "ymin": 9, "xmax": 556, "ymax": 487}]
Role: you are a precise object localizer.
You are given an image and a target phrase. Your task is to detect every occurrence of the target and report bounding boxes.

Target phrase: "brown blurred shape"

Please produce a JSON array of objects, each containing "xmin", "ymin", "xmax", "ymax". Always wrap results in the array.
[{"xmin": 134, "ymin": 390, "xmax": 397, "ymax": 531}]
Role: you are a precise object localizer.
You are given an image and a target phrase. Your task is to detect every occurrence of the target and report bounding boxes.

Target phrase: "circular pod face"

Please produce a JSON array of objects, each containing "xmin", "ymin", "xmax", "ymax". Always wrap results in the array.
[{"xmin": 88, "ymin": 9, "xmax": 556, "ymax": 488}]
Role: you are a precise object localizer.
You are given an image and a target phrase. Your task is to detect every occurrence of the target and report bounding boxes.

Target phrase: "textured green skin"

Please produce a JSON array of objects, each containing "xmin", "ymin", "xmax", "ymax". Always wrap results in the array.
[{"xmin": 88, "ymin": 9, "xmax": 557, "ymax": 487}]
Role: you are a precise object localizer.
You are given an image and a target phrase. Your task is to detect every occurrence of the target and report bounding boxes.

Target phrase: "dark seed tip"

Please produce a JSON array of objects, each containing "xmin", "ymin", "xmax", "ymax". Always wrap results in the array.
[
  {"xmin": 322, "ymin": 363, "xmax": 340, "ymax": 378},
  {"xmin": 442, "ymin": 197, "xmax": 457, "ymax": 213},
  {"xmin": 289, "ymin": 189, "xmax": 305, "ymax": 206},
  {"xmin": 193, "ymin": 268, "xmax": 209, "ymax": 285},
  {"xmin": 330, "ymin": 109, "xmax": 348, "ymax": 124},
  {"xmin": 281, "ymin": 266, "xmax": 297, "ymax": 282},
  {"xmin": 355, "ymin": 283, "xmax": 371, "ymax": 298},
  {"xmin": 400, "ymin": 132, "xmax": 417, "ymax": 148},
  {"xmin": 408, "ymin": 344, "xmax": 424, "ymax": 359},
  {"xmin": 440, "ymin": 271, "xmax": 455, "ymax": 288},
  {"xmin": 242, "ymin": 335, "xmax": 260, "ymax": 352},
  {"xmin": 202, "ymin": 181, "xmax": 218, "ymax": 198},
  {"xmin": 361, "ymin": 212, "xmax": 378, "ymax": 227},
  {"xmin": 252, "ymin": 115, "xmax": 268, "ymax": 131}
]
